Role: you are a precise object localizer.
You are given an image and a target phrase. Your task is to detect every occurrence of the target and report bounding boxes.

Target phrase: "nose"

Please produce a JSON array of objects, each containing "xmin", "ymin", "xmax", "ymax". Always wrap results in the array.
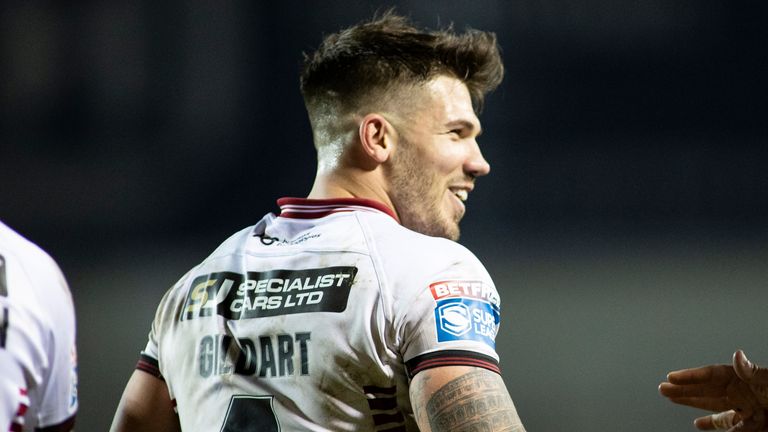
[{"xmin": 465, "ymin": 140, "xmax": 491, "ymax": 178}]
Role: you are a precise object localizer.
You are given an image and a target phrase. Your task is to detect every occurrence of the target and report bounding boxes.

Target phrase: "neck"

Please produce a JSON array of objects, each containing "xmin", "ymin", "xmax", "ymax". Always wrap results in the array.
[{"xmin": 307, "ymin": 167, "xmax": 396, "ymax": 215}]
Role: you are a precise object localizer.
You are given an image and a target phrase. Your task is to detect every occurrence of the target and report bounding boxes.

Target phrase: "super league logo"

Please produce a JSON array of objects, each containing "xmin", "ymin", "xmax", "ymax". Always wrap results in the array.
[{"xmin": 437, "ymin": 302, "xmax": 472, "ymax": 336}]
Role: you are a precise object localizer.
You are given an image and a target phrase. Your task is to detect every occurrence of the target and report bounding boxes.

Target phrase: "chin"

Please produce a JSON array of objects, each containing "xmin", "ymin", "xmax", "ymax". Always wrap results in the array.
[
  {"xmin": 434, "ymin": 212, "xmax": 462, "ymax": 241},
  {"xmin": 431, "ymin": 219, "xmax": 461, "ymax": 241},
  {"xmin": 445, "ymin": 226, "xmax": 461, "ymax": 242},
  {"xmin": 401, "ymin": 216, "xmax": 459, "ymax": 241}
]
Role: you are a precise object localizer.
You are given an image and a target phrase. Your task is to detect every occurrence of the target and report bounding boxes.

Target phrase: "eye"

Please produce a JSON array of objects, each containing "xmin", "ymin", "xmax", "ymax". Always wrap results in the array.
[{"xmin": 448, "ymin": 129, "xmax": 462, "ymax": 136}]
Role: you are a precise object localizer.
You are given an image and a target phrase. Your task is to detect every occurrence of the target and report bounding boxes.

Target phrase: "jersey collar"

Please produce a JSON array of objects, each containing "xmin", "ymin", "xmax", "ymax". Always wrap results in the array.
[{"xmin": 276, "ymin": 197, "xmax": 399, "ymax": 223}]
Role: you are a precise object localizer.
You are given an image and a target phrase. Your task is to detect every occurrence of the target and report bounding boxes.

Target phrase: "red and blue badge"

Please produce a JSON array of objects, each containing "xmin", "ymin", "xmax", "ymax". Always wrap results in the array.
[{"xmin": 430, "ymin": 280, "xmax": 500, "ymax": 348}]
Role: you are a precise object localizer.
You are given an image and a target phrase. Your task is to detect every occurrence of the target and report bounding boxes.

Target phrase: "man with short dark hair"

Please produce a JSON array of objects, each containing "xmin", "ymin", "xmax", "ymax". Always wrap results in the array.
[{"xmin": 111, "ymin": 12, "xmax": 526, "ymax": 431}]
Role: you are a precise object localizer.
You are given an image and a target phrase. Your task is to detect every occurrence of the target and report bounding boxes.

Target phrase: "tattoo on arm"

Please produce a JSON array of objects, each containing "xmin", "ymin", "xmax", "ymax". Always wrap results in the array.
[{"xmin": 425, "ymin": 370, "xmax": 525, "ymax": 432}]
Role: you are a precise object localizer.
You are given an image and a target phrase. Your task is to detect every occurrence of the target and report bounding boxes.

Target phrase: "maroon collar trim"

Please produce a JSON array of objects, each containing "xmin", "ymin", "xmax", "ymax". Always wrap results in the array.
[{"xmin": 276, "ymin": 197, "xmax": 400, "ymax": 222}]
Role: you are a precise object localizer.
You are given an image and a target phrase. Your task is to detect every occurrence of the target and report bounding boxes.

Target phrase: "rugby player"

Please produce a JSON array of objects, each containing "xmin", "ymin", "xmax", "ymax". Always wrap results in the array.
[
  {"xmin": 0, "ymin": 221, "xmax": 78, "ymax": 431},
  {"xmin": 111, "ymin": 11, "xmax": 526, "ymax": 431}
]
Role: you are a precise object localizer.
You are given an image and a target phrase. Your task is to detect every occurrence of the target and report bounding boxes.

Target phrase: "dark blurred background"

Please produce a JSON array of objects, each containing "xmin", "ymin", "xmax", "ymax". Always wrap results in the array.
[{"xmin": 1, "ymin": 1, "xmax": 766, "ymax": 430}]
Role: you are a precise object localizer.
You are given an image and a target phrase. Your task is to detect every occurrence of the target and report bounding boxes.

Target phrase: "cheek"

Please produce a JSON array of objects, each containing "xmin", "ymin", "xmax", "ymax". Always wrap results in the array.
[
  {"xmin": 425, "ymin": 144, "xmax": 465, "ymax": 174},
  {"xmin": 439, "ymin": 152, "xmax": 467, "ymax": 177}
]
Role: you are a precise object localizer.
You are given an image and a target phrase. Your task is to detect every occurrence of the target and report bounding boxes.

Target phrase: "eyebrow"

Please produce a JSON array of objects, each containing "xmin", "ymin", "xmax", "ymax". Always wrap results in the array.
[{"xmin": 445, "ymin": 119, "xmax": 483, "ymax": 137}]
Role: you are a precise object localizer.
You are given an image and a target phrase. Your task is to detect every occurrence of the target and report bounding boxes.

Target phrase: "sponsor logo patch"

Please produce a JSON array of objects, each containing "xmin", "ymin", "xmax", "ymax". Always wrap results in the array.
[
  {"xmin": 181, "ymin": 266, "xmax": 357, "ymax": 321},
  {"xmin": 431, "ymin": 280, "xmax": 499, "ymax": 348},
  {"xmin": 430, "ymin": 280, "xmax": 500, "ymax": 305}
]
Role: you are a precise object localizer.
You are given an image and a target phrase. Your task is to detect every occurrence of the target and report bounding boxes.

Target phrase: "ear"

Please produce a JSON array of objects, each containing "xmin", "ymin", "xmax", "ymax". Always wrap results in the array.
[{"xmin": 358, "ymin": 114, "xmax": 395, "ymax": 164}]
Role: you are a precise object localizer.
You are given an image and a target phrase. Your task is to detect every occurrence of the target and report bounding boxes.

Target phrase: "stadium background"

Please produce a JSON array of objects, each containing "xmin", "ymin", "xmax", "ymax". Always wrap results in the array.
[{"xmin": 1, "ymin": 1, "xmax": 766, "ymax": 430}]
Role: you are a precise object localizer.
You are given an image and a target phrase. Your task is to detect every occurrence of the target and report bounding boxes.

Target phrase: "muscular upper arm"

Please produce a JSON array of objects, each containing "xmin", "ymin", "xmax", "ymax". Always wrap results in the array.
[
  {"xmin": 110, "ymin": 370, "xmax": 180, "ymax": 432},
  {"xmin": 409, "ymin": 365, "xmax": 526, "ymax": 432}
]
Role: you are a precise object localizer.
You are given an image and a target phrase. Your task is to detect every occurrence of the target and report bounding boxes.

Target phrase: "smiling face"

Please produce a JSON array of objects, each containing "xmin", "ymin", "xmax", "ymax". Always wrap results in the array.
[{"xmin": 386, "ymin": 75, "xmax": 491, "ymax": 241}]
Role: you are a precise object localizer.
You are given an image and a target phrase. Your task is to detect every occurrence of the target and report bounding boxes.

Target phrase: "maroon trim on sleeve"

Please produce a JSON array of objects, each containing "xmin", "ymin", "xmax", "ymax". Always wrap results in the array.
[
  {"xmin": 405, "ymin": 350, "xmax": 500, "ymax": 379},
  {"xmin": 136, "ymin": 354, "xmax": 164, "ymax": 381}
]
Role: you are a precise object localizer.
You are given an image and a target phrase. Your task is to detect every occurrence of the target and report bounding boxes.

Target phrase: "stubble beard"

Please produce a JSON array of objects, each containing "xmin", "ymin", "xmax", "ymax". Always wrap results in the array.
[{"xmin": 388, "ymin": 145, "xmax": 461, "ymax": 241}]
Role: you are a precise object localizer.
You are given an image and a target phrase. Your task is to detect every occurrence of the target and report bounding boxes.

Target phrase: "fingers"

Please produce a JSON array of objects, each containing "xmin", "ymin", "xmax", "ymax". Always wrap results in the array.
[
  {"xmin": 694, "ymin": 410, "xmax": 739, "ymax": 430},
  {"xmin": 733, "ymin": 351, "xmax": 768, "ymax": 386},
  {"xmin": 668, "ymin": 365, "xmax": 735, "ymax": 385},
  {"xmin": 730, "ymin": 411, "xmax": 767, "ymax": 432},
  {"xmin": 662, "ymin": 382, "xmax": 760, "ymax": 417},
  {"xmin": 663, "ymin": 354, "xmax": 768, "ymax": 431},
  {"xmin": 659, "ymin": 371, "xmax": 762, "ymax": 419},
  {"xmin": 694, "ymin": 410, "xmax": 768, "ymax": 432},
  {"xmin": 660, "ymin": 382, "xmax": 728, "ymax": 399},
  {"xmin": 665, "ymin": 396, "xmax": 732, "ymax": 412},
  {"xmin": 659, "ymin": 370, "xmax": 735, "ymax": 413}
]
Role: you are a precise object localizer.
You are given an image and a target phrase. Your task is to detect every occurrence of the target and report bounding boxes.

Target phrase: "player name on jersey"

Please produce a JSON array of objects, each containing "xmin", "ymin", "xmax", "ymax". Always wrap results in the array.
[
  {"xmin": 182, "ymin": 266, "xmax": 358, "ymax": 321},
  {"xmin": 198, "ymin": 332, "xmax": 311, "ymax": 378}
]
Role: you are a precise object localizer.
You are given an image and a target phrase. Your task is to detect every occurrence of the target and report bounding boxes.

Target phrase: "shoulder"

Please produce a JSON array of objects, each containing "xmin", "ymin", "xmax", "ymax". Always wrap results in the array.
[
  {"xmin": 151, "ymin": 224, "xmax": 260, "ymax": 317},
  {"xmin": 0, "ymin": 222, "xmax": 73, "ymax": 323},
  {"xmin": 174, "ymin": 223, "xmax": 260, "ymax": 290},
  {"xmin": 357, "ymin": 214, "xmax": 496, "ymax": 313},
  {"xmin": 0, "ymin": 222, "xmax": 76, "ymax": 414},
  {"xmin": 206, "ymin": 224, "xmax": 260, "ymax": 259},
  {"xmin": 359, "ymin": 213, "xmax": 486, "ymax": 274},
  {"xmin": 0, "ymin": 222, "xmax": 64, "ymax": 285}
]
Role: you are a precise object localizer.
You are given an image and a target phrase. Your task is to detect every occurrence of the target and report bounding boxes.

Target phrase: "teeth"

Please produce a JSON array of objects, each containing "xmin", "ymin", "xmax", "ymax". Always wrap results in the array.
[{"xmin": 453, "ymin": 189, "xmax": 468, "ymax": 202}]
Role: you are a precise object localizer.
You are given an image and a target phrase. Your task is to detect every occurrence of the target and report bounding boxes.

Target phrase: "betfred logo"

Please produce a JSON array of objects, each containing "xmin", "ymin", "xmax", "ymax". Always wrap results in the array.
[{"xmin": 429, "ymin": 280, "xmax": 499, "ymax": 306}]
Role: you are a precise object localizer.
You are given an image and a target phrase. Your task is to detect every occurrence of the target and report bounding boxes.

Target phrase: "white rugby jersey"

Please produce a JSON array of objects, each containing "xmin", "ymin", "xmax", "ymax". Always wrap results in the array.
[
  {"xmin": 0, "ymin": 221, "xmax": 78, "ymax": 431},
  {"xmin": 141, "ymin": 198, "xmax": 503, "ymax": 431}
]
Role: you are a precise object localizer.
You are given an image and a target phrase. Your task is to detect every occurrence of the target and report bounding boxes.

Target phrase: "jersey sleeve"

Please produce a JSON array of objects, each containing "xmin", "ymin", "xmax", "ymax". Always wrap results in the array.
[
  {"xmin": 33, "ymin": 265, "xmax": 78, "ymax": 429},
  {"xmin": 396, "ymin": 243, "xmax": 502, "ymax": 379},
  {"xmin": 137, "ymin": 289, "xmax": 168, "ymax": 381},
  {"xmin": 0, "ymin": 350, "xmax": 27, "ymax": 431},
  {"xmin": 0, "ymin": 254, "xmax": 77, "ymax": 430},
  {"xmin": 135, "ymin": 275, "xmax": 191, "ymax": 385},
  {"xmin": 138, "ymin": 319, "xmax": 163, "ymax": 380}
]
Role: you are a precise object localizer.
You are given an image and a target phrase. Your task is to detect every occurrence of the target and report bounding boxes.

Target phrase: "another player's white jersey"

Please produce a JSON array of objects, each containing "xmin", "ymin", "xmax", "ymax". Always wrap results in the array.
[
  {"xmin": 0, "ymin": 221, "xmax": 78, "ymax": 431},
  {"xmin": 142, "ymin": 198, "xmax": 503, "ymax": 431}
]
